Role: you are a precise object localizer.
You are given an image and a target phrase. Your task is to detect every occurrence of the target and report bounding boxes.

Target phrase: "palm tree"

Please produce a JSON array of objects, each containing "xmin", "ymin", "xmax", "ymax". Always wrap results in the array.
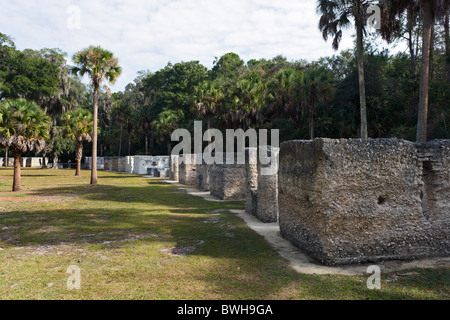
[
  {"xmin": 317, "ymin": 0, "xmax": 376, "ymax": 138},
  {"xmin": 72, "ymin": 46, "xmax": 122, "ymax": 184},
  {"xmin": 62, "ymin": 109, "xmax": 94, "ymax": 176},
  {"xmin": 381, "ymin": 0, "xmax": 450, "ymax": 142},
  {"xmin": 298, "ymin": 69, "xmax": 335, "ymax": 139},
  {"xmin": 194, "ymin": 80, "xmax": 224, "ymax": 135},
  {"xmin": 0, "ymin": 102, "xmax": 14, "ymax": 167},
  {"xmin": 153, "ymin": 109, "xmax": 184, "ymax": 155},
  {"xmin": 0, "ymin": 99, "xmax": 50, "ymax": 191},
  {"xmin": 231, "ymin": 74, "xmax": 266, "ymax": 129},
  {"xmin": 267, "ymin": 69, "xmax": 305, "ymax": 128}
]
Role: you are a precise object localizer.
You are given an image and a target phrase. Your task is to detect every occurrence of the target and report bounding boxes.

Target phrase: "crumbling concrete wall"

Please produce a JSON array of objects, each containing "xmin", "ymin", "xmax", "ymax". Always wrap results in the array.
[
  {"xmin": 209, "ymin": 153, "xmax": 246, "ymax": 200},
  {"xmin": 85, "ymin": 157, "xmax": 105, "ymax": 170},
  {"xmin": 1, "ymin": 158, "xmax": 14, "ymax": 167},
  {"xmin": 117, "ymin": 157, "xmax": 126, "ymax": 172},
  {"xmin": 24, "ymin": 157, "xmax": 47, "ymax": 168},
  {"xmin": 148, "ymin": 156, "xmax": 170, "ymax": 177},
  {"xmin": 179, "ymin": 154, "xmax": 198, "ymax": 185},
  {"xmin": 110, "ymin": 157, "xmax": 120, "ymax": 172},
  {"xmin": 196, "ymin": 158, "xmax": 211, "ymax": 191},
  {"xmin": 245, "ymin": 148, "xmax": 258, "ymax": 215},
  {"xmin": 170, "ymin": 155, "xmax": 179, "ymax": 181},
  {"xmin": 416, "ymin": 140, "xmax": 450, "ymax": 240},
  {"xmin": 104, "ymin": 157, "xmax": 113, "ymax": 171},
  {"xmin": 244, "ymin": 147, "xmax": 279, "ymax": 222},
  {"xmin": 125, "ymin": 156, "xmax": 134, "ymax": 174},
  {"xmin": 133, "ymin": 156, "xmax": 154, "ymax": 175},
  {"xmin": 256, "ymin": 146, "xmax": 279, "ymax": 223},
  {"xmin": 279, "ymin": 138, "xmax": 450, "ymax": 266}
]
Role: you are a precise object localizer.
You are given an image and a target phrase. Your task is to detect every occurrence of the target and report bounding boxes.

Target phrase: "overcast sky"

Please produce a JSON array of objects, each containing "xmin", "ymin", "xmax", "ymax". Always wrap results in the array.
[{"xmin": 0, "ymin": 0, "xmax": 364, "ymax": 92}]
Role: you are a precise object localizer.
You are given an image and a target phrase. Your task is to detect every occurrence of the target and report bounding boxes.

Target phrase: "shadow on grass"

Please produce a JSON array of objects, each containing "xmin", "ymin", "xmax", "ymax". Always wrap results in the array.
[
  {"xmin": 0, "ymin": 207, "xmax": 203, "ymax": 247},
  {"xmin": 31, "ymin": 180, "xmax": 244, "ymax": 211}
]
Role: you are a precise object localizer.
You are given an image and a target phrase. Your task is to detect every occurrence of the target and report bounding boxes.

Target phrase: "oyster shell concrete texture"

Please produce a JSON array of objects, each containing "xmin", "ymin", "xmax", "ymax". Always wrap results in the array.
[{"xmin": 278, "ymin": 138, "xmax": 450, "ymax": 265}]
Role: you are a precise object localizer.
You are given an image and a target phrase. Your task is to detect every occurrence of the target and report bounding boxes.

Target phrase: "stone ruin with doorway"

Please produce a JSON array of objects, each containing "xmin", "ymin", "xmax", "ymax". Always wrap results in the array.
[
  {"xmin": 82, "ymin": 138, "xmax": 449, "ymax": 267},
  {"xmin": 278, "ymin": 138, "xmax": 450, "ymax": 266}
]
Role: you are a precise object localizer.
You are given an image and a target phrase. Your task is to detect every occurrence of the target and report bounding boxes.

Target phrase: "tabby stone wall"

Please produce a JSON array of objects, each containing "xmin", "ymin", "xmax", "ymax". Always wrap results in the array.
[
  {"xmin": 279, "ymin": 138, "xmax": 450, "ymax": 265},
  {"xmin": 256, "ymin": 146, "xmax": 280, "ymax": 223},
  {"xmin": 196, "ymin": 161, "xmax": 211, "ymax": 191},
  {"xmin": 245, "ymin": 148, "xmax": 258, "ymax": 215},
  {"xmin": 209, "ymin": 153, "xmax": 247, "ymax": 200},
  {"xmin": 178, "ymin": 154, "xmax": 198, "ymax": 185},
  {"xmin": 170, "ymin": 155, "xmax": 179, "ymax": 181}
]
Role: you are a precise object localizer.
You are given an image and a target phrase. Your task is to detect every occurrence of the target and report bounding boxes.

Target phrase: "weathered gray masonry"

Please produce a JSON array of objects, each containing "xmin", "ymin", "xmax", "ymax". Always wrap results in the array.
[
  {"xmin": 278, "ymin": 138, "xmax": 449, "ymax": 265},
  {"xmin": 87, "ymin": 138, "xmax": 449, "ymax": 266}
]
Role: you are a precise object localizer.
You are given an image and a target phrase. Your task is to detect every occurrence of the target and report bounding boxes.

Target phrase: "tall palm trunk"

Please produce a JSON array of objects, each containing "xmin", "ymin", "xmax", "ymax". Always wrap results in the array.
[
  {"xmin": 4, "ymin": 147, "xmax": 8, "ymax": 168},
  {"xmin": 128, "ymin": 134, "xmax": 132, "ymax": 156},
  {"xmin": 91, "ymin": 83, "xmax": 99, "ymax": 185},
  {"xmin": 75, "ymin": 140, "xmax": 83, "ymax": 176},
  {"xmin": 41, "ymin": 154, "xmax": 47, "ymax": 169},
  {"xmin": 149, "ymin": 131, "xmax": 155, "ymax": 155},
  {"xmin": 118, "ymin": 125, "xmax": 123, "ymax": 157},
  {"xmin": 144, "ymin": 127, "xmax": 149, "ymax": 155},
  {"xmin": 205, "ymin": 116, "xmax": 212, "ymax": 143},
  {"xmin": 167, "ymin": 138, "xmax": 172, "ymax": 156},
  {"xmin": 356, "ymin": 18, "xmax": 368, "ymax": 139},
  {"xmin": 309, "ymin": 110, "xmax": 315, "ymax": 140},
  {"xmin": 417, "ymin": 0, "xmax": 433, "ymax": 143},
  {"xmin": 12, "ymin": 154, "xmax": 21, "ymax": 192}
]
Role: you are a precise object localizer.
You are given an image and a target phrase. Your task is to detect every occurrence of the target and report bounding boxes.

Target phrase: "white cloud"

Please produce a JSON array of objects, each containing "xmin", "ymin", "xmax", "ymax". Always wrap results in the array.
[{"xmin": 0, "ymin": 0, "xmax": 359, "ymax": 91}]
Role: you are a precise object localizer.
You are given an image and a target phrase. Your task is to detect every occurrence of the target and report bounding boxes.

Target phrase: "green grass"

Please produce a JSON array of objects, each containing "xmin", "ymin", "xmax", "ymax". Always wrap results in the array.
[{"xmin": 0, "ymin": 168, "xmax": 448, "ymax": 300}]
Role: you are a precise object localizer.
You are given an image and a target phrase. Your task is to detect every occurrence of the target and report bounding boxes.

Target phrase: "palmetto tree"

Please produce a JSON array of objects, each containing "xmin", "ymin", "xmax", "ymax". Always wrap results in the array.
[
  {"xmin": 62, "ymin": 109, "xmax": 94, "ymax": 176},
  {"xmin": 153, "ymin": 109, "xmax": 184, "ymax": 156},
  {"xmin": 298, "ymin": 69, "xmax": 335, "ymax": 140},
  {"xmin": 0, "ymin": 99, "xmax": 50, "ymax": 191},
  {"xmin": 72, "ymin": 46, "xmax": 122, "ymax": 185},
  {"xmin": 380, "ymin": 0, "xmax": 450, "ymax": 142},
  {"xmin": 0, "ymin": 101, "xmax": 14, "ymax": 167},
  {"xmin": 231, "ymin": 74, "xmax": 266, "ymax": 129},
  {"xmin": 317, "ymin": 0, "xmax": 376, "ymax": 138},
  {"xmin": 267, "ymin": 69, "xmax": 304, "ymax": 125},
  {"xmin": 194, "ymin": 80, "xmax": 224, "ymax": 134}
]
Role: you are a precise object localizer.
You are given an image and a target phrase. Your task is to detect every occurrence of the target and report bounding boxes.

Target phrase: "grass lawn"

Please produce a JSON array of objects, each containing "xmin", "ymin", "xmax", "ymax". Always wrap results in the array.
[{"xmin": 0, "ymin": 168, "xmax": 448, "ymax": 300}]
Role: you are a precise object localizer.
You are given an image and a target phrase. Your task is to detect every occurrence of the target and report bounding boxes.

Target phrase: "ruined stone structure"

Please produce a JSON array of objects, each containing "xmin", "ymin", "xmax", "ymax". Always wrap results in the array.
[
  {"xmin": 245, "ymin": 148, "xmax": 258, "ymax": 216},
  {"xmin": 24, "ymin": 157, "xmax": 48, "ymax": 168},
  {"xmin": 117, "ymin": 157, "xmax": 126, "ymax": 172},
  {"xmin": 3, "ymin": 157, "xmax": 49, "ymax": 168},
  {"xmin": 1, "ymin": 158, "xmax": 14, "ymax": 167},
  {"xmin": 279, "ymin": 138, "xmax": 450, "ymax": 266},
  {"xmin": 244, "ymin": 147, "xmax": 279, "ymax": 223},
  {"xmin": 85, "ymin": 157, "xmax": 105, "ymax": 170},
  {"xmin": 170, "ymin": 155, "xmax": 179, "ymax": 181},
  {"xmin": 85, "ymin": 156, "xmax": 170, "ymax": 177},
  {"xmin": 196, "ymin": 157, "xmax": 211, "ymax": 191},
  {"xmin": 103, "ymin": 157, "xmax": 114, "ymax": 171},
  {"xmin": 256, "ymin": 146, "xmax": 279, "ymax": 223},
  {"xmin": 416, "ymin": 141, "xmax": 450, "ymax": 233},
  {"xmin": 209, "ymin": 153, "xmax": 247, "ymax": 200},
  {"xmin": 125, "ymin": 156, "xmax": 134, "ymax": 174},
  {"xmin": 133, "ymin": 156, "xmax": 154, "ymax": 175},
  {"xmin": 178, "ymin": 154, "xmax": 198, "ymax": 185}
]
